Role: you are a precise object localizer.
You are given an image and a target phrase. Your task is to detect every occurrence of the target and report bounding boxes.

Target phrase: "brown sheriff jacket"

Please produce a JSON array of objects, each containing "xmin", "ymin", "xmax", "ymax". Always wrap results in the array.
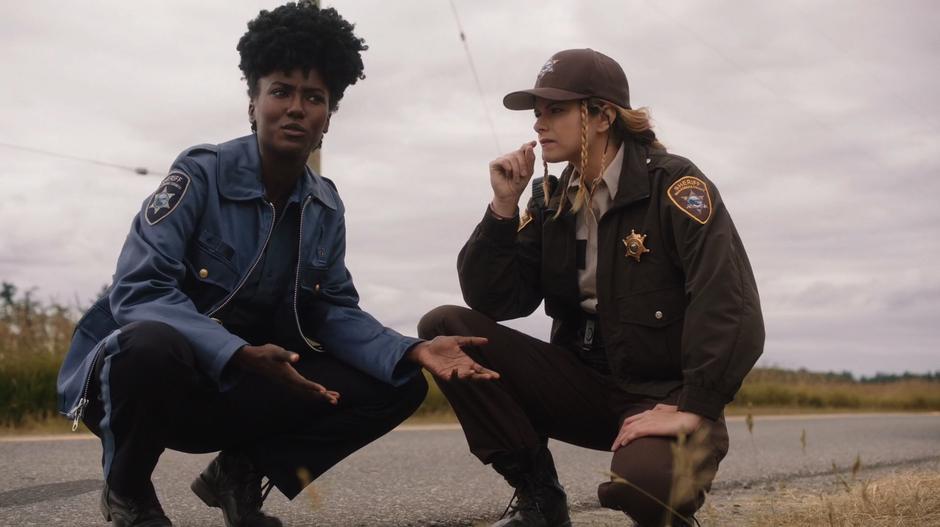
[{"xmin": 457, "ymin": 139, "xmax": 764, "ymax": 420}]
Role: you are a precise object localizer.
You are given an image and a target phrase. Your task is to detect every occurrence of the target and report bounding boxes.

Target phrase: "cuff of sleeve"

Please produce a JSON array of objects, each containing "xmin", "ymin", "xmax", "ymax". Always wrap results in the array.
[
  {"xmin": 211, "ymin": 336, "xmax": 250, "ymax": 392},
  {"xmin": 391, "ymin": 339, "xmax": 425, "ymax": 385},
  {"xmin": 677, "ymin": 385, "xmax": 727, "ymax": 421},
  {"xmin": 479, "ymin": 205, "xmax": 520, "ymax": 246}
]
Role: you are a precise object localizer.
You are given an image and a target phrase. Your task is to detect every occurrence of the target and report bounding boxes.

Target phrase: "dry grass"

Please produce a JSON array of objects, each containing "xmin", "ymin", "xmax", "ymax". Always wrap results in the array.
[
  {"xmin": 0, "ymin": 285, "xmax": 76, "ymax": 426},
  {"xmin": 699, "ymin": 468, "xmax": 940, "ymax": 527},
  {"xmin": 0, "ymin": 414, "xmax": 83, "ymax": 436},
  {"xmin": 730, "ymin": 367, "xmax": 940, "ymax": 412},
  {"xmin": 772, "ymin": 471, "xmax": 940, "ymax": 526}
]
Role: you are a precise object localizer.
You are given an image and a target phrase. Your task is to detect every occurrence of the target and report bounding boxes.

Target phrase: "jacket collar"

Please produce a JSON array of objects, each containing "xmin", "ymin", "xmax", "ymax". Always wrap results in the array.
[
  {"xmin": 548, "ymin": 140, "xmax": 651, "ymax": 212},
  {"xmin": 565, "ymin": 142, "xmax": 625, "ymax": 198},
  {"xmin": 216, "ymin": 134, "xmax": 337, "ymax": 210},
  {"xmin": 610, "ymin": 139, "xmax": 651, "ymax": 207}
]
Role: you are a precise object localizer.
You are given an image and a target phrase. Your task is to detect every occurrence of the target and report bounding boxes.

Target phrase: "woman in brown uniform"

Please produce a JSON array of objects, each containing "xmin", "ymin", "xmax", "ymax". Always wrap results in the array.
[{"xmin": 418, "ymin": 49, "xmax": 764, "ymax": 527}]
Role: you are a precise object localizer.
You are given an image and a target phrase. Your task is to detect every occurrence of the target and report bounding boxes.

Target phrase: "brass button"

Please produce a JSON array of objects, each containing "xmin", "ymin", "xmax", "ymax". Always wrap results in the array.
[
  {"xmin": 314, "ymin": 283, "xmax": 320, "ymax": 293},
  {"xmin": 654, "ymin": 310, "xmax": 663, "ymax": 320},
  {"xmin": 198, "ymin": 268, "xmax": 209, "ymax": 279}
]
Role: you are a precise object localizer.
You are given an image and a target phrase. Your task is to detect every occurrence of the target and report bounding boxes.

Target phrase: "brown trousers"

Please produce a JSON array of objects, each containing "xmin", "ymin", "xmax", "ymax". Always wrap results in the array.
[{"xmin": 418, "ymin": 306, "xmax": 729, "ymax": 527}]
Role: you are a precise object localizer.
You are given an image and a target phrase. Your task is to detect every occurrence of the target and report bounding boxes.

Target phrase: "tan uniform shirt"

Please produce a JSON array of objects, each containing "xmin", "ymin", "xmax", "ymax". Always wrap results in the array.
[{"xmin": 566, "ymin": 144, "xmax": 625, "ymax": 313}]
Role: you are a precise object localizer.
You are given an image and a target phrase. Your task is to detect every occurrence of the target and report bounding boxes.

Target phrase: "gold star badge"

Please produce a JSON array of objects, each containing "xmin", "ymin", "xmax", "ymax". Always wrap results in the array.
[{"xmin": 623, "ymin": 230, "xmax": 650, "ymax": 262}]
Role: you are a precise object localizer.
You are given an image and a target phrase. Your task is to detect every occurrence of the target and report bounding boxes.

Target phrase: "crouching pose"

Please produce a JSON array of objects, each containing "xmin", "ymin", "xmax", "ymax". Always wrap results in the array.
[
  {"xmin": 419, "ymin": 49, "xmax": 764, "ymax": 526},
  {"xmin": 57, "ymin": 4, "xmax": 495, "ymax": 526}
]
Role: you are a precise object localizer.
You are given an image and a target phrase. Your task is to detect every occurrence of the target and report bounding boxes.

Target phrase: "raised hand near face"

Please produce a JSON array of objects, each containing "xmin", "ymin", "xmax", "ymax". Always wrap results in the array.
[{"xmin": 489, "ymin": 141, "xmax": 538, "ymax": 218}]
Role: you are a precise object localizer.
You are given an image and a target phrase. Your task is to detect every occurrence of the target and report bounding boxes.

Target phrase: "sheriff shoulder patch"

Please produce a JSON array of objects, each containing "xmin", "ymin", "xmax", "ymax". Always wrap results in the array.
[
  {"xmin": 146, "ymin": 171, "xmax": 190, "ymax": 225},
  {"xmin": 667, "ymin": 175, "xmax": 712, "ymax": 224}
]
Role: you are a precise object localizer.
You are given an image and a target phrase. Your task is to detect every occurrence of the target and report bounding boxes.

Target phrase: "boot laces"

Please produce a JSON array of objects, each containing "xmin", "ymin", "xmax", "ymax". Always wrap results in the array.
[
  {"xmin": 498, "ymin": 487, "xmax": 541, "ymax": 519},
  {"xmin": 223, "ymin": 453, "xmax": 274, "ymax": 512},
  {"xmin": 260, "ymin": 478, "xmax": 275, "ymax": 504},
  {"xmin": 498, "ymin": 488, "xmax": 517, "ymax": 519}
]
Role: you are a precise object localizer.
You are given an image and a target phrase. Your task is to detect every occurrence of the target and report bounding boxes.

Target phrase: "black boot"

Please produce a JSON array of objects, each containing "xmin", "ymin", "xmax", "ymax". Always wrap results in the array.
[
  {"xmin": 100, "ymin": 482, "xmax": 172, "ymax": 527},
  {"xmin": 490, "ymin": 445, "xmax": 572, "ymax": 527},
  {"xmin": 190, "ymin": 450, "xmax": 283, "ymax": 527}
]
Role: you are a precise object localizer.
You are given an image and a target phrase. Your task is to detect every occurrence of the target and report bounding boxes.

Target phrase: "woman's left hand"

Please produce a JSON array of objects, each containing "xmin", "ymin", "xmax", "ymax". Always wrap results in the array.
[
  {"xmin": 610, "ymin": 404, "xmax": 703, "ymax": 451},
  {"xmin": 407, "ymin": 336, "xmax": 500, "ymax": 382}
]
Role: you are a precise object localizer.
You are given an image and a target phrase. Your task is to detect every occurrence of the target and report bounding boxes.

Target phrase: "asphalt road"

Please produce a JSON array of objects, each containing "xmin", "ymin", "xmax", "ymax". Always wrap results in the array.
[{"xmin": 1, "ymin": 413, "xmax": 938, "ymax": 526}]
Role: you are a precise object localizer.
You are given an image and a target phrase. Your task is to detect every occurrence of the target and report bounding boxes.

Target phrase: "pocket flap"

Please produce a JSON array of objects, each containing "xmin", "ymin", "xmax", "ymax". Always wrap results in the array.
[
  {"xmin": 298, "ymin": 264, "xmax": 328, "ymax": 293},
  {"xmin": 619, "ymin": 286, "xmax": 686, "ymax": 327},
  {"xmin": 185, "ymin": 247, "xmax": 239, "ymax": 291},
  {"xmin": 196, "ymin": 230, "xmax": 236, "ymax": 262}
]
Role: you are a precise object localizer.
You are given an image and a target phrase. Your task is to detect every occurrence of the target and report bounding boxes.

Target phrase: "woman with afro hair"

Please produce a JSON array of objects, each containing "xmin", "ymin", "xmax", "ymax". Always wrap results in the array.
[{"xmin": 57, "ymin": 3, "xmax": 496, "ymax": 526}]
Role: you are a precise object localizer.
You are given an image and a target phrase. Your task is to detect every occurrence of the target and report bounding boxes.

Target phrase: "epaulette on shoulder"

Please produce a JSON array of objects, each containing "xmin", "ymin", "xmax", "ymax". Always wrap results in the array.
[
  {"xmin": 320, "ymin": 176, "xmax": 339, "ymax": 192},
  {"xmin": 651, "ymin": 151, "xmax": 698, "ymax": 175},
  {"xmin": 169, "ymin": 144, "xmax": 218, "ymax": 178},
  {"xmin": 180, "ymin": 143, "xmax": 219, "ymax": 157}
]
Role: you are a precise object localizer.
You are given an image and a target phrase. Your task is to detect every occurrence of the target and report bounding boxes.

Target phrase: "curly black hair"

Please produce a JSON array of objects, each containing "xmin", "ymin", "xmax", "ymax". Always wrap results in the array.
[{"xmin": 237, "ymin": 2, "xmax": 367, "ymax": 112}]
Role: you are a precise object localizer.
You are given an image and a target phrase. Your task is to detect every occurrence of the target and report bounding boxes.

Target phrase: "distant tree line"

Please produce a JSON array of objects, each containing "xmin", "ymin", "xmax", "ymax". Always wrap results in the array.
[
  {"xmin": 2, "ymin": 280, "xmax": 937, "ymax": 385},
  {"xmin": 789, "ymin": 368, "xmax": 940, "ymax": 384}
]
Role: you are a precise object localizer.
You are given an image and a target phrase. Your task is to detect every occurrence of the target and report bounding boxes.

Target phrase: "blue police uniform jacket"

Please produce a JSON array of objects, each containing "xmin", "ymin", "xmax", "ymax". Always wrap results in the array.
[{"xmin": 57, "ymin": 134, "xmax": 422, "ymax": 429}]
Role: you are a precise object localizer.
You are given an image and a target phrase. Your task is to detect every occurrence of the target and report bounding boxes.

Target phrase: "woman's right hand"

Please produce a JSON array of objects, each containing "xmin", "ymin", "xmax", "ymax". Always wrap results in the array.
[
  {"xmin": 234, "ymin": 344, "xmax": 340, "ymax": 404},
  {"xmin": 489, "ymin": 141, "xmax": 537, "ymax": 217}
]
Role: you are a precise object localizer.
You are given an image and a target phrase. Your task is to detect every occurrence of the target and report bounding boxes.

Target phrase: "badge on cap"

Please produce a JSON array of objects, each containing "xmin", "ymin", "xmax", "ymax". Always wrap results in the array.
[
  {"xmin": 538, "ymin": 59, "xmax": 558, "ymax": 79},
  {"xmin": 146, "ymin": 171, "xmax": 190, "ymax": 225},
  {"xmin": 623, "ymin": 230, "xmax": 650, "ymax": 262},
  {"xmin": 667, "ymin": 175, "xmax": 713, "ymax": 224}
]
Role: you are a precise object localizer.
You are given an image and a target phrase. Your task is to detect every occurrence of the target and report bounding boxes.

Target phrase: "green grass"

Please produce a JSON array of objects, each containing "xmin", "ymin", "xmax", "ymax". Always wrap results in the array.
[
  {"xmin": 729, "ymin": 368, "xmax": 940, "ymax": 412},
  {"xmin": 0, "ymin": 283, "xmax": 75, "ymax": 427},
  {"xmin": 1, "ymin": 281, "xmax": 938, "ymax": 433}
]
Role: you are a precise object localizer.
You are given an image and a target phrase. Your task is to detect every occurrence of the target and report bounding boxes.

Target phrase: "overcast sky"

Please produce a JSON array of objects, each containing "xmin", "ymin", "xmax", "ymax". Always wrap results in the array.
[{"xmin": 1, "ymin": 1, "xmax": 937, "ymax": 376}]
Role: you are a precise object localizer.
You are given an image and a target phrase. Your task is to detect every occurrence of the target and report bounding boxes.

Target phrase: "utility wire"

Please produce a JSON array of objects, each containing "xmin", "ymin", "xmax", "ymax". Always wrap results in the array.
[
  {"xmin": 0, "ymin": 141, "xmax": 152, "ymax": 175},
  {"xmin": 448, "ymin": 0, "xmax": 503, "ymax": 155}
]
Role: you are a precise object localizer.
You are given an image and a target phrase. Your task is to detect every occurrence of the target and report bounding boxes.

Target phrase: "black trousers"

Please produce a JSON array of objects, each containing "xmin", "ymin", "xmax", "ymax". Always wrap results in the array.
[
  {"xmin": 418, "ymin": 306, "xmax": 729, "ymax": 527},
  {"xmin": 82, "ymin": 320, "xmax": 427, "ymax": 499}
]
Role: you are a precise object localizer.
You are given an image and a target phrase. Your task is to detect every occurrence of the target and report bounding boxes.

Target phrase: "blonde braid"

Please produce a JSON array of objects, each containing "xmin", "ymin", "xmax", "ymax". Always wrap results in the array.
[
  {"xmin": 570, "ymin": 99, "xmax": 590, "ymax": 215},
  {"xmin": 584, "ymin": 144, "xmax": 608, "ymax": 224}
]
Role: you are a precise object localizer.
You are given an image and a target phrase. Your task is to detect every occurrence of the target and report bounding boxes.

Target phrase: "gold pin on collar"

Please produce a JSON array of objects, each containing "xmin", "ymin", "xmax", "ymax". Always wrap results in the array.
[{"xmin": 623, "ymin": 230, "xmax": 650, "ymax": 262}]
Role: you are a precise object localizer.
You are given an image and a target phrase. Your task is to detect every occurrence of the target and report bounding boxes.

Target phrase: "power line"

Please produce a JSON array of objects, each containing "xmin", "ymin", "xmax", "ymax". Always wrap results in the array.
[
  {"xmin": 448, "ymin": 0, "xmax": 503, "ymax": 155},
  {"xmin": 0, "ymin": 141, "xmax": 152, "ymax": 175}
]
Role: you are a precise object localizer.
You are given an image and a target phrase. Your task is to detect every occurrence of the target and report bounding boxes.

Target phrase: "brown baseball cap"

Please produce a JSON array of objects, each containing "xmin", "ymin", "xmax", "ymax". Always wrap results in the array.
[{"xmin": 503, "ymin": 48, "xmax": 630, "ymax": 111}]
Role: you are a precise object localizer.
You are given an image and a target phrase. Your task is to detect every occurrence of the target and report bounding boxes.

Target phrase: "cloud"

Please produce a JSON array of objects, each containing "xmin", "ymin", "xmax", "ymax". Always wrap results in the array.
[{"xmin": 1, "ymin": 0, "xmax": 937, "ymax": 375}]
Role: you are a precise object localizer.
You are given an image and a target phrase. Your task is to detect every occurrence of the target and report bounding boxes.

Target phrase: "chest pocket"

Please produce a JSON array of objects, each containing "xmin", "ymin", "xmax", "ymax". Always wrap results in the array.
[
  {"xmin": 296, "ymin": 265, "xmax": 329, "ymax": 312},
  {"xmin": 614, "ymin": 286, "xmax": 686, "ymax": 380},
  {"xmin": 185, "ymin": 230, "xmax": 240, "ymax": 293},
  {"xmin": 619, "ymin": 286, "xmax": 685, "ymax": 327}
]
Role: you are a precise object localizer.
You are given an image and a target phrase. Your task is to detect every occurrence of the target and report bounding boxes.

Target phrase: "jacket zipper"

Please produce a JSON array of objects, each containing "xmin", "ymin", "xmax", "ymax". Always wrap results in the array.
[
  {"xmin": 69, "ymin": 201, "xmax": 279, "ymax": 431},
  {"xmin": 69, "ymin": 347, "xmax": 102, "ymax": 431},
  {"xmin": 293, "ymin": 195, "xmax": 324, "ymax": 352},
  {"xmin": 207, "ymin": 201, "xmax": 277, "ymax": 318}
]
